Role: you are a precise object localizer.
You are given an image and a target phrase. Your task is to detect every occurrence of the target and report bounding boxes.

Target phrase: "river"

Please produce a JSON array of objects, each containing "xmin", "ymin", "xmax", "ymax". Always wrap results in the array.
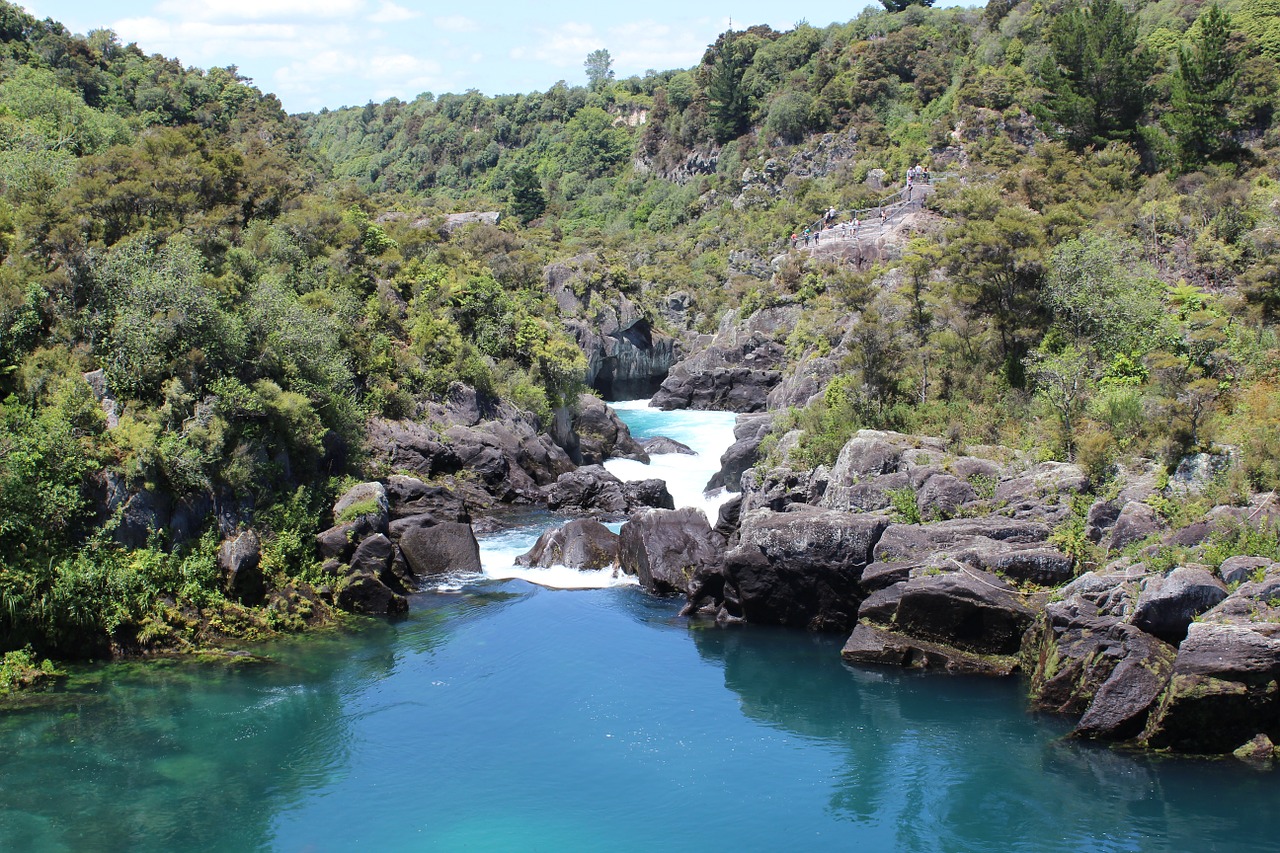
[{"xmin": 0, "ymin": 402, "xmax": 1276, "ymax": 852}]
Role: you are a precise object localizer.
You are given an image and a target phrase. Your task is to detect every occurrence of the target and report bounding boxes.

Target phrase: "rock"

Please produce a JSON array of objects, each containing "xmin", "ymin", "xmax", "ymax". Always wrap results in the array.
[
  {"xmin": 395, "ymin": 518, "xmax": 482, "ymax": 576},
  {"xmin": 857, "ymin": 583, "xmax": 906, "ymax": 623},
  {"xmin": 517, "ymin": 519, "xmax": 620, "ymax": 570},
  {"xmin": 916, "ymin": 474, "xmax": 977, "ymax": 521},
  {"xmin": 980, "ymin": 548, "xmax": 1075, "ymax": 587},
  {"xmin": 1141, "ymin": 622, "xmax": 1280, "ymax": 753},
  {"xmin": 841, "ymin": 622, "xmax": 1019, "ymax": 676},
  {"xmin": 559, "ymin": 288, "xmax": 674, "ymax": 400},
  {"xmin": 114, "ymin": 488, "xmax": 171, "ymax": 549},
  {"xmin": 547, "ymin": 466, "xmax": 629, "ymax": 516},
  {"xmin": 618, "ymin": 507, "xmax": 723, "ymax": 595},
  {"xmin": 1219, "ymin": 556, "xmax": 1275, "ymax": 586},
  {"xmin": 557, "ymin": 394, "xmax": 649, "ymax": 465},
  {"xmin": 1233, "ymin": 733, "xmax": 1278, "ymax": 763},
  {"xmin": 315, "ymin": 516, "xmax": 380, "ymax": 563},
  {"xmin": 993, "ymin": 462, "xmax": 1089, "ymax": 523},
  {"xmin": 713, "ymin": 494, "xmax": 743, "ymax": 542},
  {"xmin": 1130, "ymin": 567, "xmax": 1228, "ymax": 645},
  {"xmin": 349, "ymin": 533, "xmax": 399, "ymax": 589},
  {"xmin": 333, "ymin": 482, "xmax": 389, "ymax": 525},
  {"xmin": 1106, "ymin": 501, "xmax": 1165, "ymax": 551},
  {"xmin": 621, "ymin": 479, "xmax": 675, "ymax": 511},
  {"xmin": 219, "ymin": 530, "xmax": 264, "ymax": 605},
  {"xmin": 641, "ymin": 436, "xmax": 695, "ymax": 455},
  {"xmin": 1084, "ymin": 500, "xmax": 1121, "ymax": 543},
  {"xmin": 337, "ymin": 570, "xmax": 408, "ymax": 616},
  {"xmin": 714, "ymin": 508, "xmax": 890, "ymax": 631},
  {"xmin": 1025, "ymin": 593, "xmax": 1176, "ymax": 740},
  {"xmin": 890, "ymin": 569, "xmax": 1035, "ymax": 656},
  {"xmin": 1170, "ymin": 448, "xmax": 1237, "ymax": 493},
  {"xmin": 384, "ymin": 475, "xmax": 469, "ymax": 522},
  {"xmin": 707, "ymin": 413, "xmax": 772, "ymax": 492}
]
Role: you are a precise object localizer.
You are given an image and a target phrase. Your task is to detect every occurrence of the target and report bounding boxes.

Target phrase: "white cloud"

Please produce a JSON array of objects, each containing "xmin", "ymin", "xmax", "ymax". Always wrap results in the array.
[
  {"xmin": 433, "ymin": 15, "xmax": 479, "ymax": 33},
  {"xmin": 153, "ymin": 0, "xmax": 365, "ymax": 23},
  {"xmin": 508, "ymin": 21, "xmax": 602, "ymax": 67},
  {"xmin": 370, "ymin": 2, "xmax": 417, "ymax": 24},
  {"xmin": 607, "ymin": 20, "xmax": 716, "ymax": 73}
]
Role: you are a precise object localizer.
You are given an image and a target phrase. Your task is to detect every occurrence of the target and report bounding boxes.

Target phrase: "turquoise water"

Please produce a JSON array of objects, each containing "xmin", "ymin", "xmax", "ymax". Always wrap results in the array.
[
  {"xmin": 2, "ymin": 587, "xmax": 1278, "ymax": 852},
  {"xmin": 2, "ymin": 403, "xmax": 1277, "ymax": 852}
]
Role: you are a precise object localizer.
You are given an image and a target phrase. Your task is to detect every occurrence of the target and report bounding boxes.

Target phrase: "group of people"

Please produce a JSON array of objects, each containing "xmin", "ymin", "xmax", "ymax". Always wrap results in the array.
[{"xmin": 788, "ymin": 163, "xmax": 931, "ymax": 250}]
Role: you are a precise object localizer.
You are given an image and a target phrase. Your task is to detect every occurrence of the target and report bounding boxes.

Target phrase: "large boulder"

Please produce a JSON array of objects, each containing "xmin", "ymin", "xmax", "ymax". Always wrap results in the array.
[
  {"xmin": 219, "ymin": 530, "xmax": 264, "ymax": 605},
  {"xmin": 888, "ymin": 568, "xmax": 1035, "ymax": 657},
  {"xmin": 1106, "ymin": 501, "xmax": 1165, "ymax": 551},
  {"xmin": 642, "ymin": 436, "xmax": 695, "ymax": 456},
  {"xmin": 1025, "ymin": 586, "xmax": 1176, "ymax": 741},
  {"xmin": 337, "ymin": 570, "xmax": 408, "ymax": 616},
  {"xmin": 1130, "ymin": 567, "xmax": 1228, "ymax": 644},
  {"xmin": 517, "ymin": 519, "xmax": 620, "ymax": 570},
  {"xmin": 713, "ymin": 507, "xmax": 889, "ymax": 631},
  {"xmin": 1140, "ymin": 573, "xmax": 1280, "ymax": 753},
  {"xmin": 394, "ymin": 516, "xmax": 482, "ymax": 576},
  {"xmin": 619, "ymin": 507, "xmax": 723, "ymax": 595},
  {"xmin": 384, "ymin": 476, "xmax": 469, "ymax": 522}
]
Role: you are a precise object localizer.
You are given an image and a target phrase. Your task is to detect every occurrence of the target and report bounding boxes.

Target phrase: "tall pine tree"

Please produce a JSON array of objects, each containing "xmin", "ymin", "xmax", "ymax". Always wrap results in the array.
[
  {"xmin": 1166, "ymin": 4, "xmax": 1241, "ymax": 170},
  {"xmin": 1048, "ymin": 0, "xmax": 1151, "ymax": 149}
]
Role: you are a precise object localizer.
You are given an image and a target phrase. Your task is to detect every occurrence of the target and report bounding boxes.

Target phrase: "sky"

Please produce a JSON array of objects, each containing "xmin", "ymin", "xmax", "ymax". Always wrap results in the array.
[{"xmin": 20, "ymin": 0, "xmax": 903, "ymax": 114}]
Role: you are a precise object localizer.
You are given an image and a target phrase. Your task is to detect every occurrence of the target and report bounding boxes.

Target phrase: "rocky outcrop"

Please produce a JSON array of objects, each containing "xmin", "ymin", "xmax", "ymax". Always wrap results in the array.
[
  {"xmin": 545, "ymin": 259, "xmax": 676, "ymax": 399},
  {"xmin": 706, "ymin": 413, "xmax": 772, "ymax": 492},
  {"xmin": 619, "ymin": 507, "xmax": 723, "ymax": 596},
  {"xmin": 641, "ymin": 436, "xmax": 694, "ymax": 456},
  {"xmin": 650, "ymin": 306, "xmax": 799, "ymax": 412},
  {"xmin": 517, "ymin": 519, "xmax": 620, "ymax": 570},
  {"xmin": 547, "ymin": 465, "xmax": 673, "ymax": 519},
  {"xmin": 550, "ymin": 394, "xmax": 648, "ymax": 466},
  {"xmin": 365, "ymin": 384, "xmax": 575, "ymax": 509}
]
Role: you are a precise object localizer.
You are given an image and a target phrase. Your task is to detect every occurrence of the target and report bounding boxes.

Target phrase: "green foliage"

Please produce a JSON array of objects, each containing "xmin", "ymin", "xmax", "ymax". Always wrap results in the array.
[
  {"xmin": 1166, "ymin": 4, "xmax": 1243, "ymax": 170},
  {"xmin": 0, "ymin": 646, "xmax": 63, "ymax": 695},
  {"xmin": 887, "ymin": 487, "xmax": 923, "ymax": 524}
]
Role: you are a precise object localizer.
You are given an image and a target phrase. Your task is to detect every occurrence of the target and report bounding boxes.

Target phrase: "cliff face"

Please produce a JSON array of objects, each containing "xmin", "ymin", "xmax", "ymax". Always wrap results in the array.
[{"xmin": 544, "ymin": 256, "xmax": 676, "ymax": 401}]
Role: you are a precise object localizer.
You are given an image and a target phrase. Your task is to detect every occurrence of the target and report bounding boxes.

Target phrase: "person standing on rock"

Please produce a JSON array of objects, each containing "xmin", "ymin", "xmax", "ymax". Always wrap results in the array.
[
  {"xmin": 791, "ymin": 232, "xmax": 798, "ymax": 249},
  {"xmin": 803, "ymin": 227, "xmax": 811, "ymax": 246}
]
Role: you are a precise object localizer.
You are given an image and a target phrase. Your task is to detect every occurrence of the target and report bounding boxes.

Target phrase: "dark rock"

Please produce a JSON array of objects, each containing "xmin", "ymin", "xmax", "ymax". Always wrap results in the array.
[
  {"xmin": 707, "ymin": 413, "xmax": 772, "ymax": 492},
  {"xmin": 517, "ymin": 519, "xmax": 620, "ymax": 570},
  {"xmin": 384, "ymin": 475, "xmax": 469, "ymax": 522},
  {"xmin": 621, "ymin": 478, "xmax": 675, "ymax": 511},
  {"xmin": 219, "ymin": 530, "xmax": 264, "ymax": 605},
  {"xmin": 891, "ymin": 569, "xmax": 1035, "ymax": 656},
  {"xmin": 1170, "ymin": 449, "xmax": 1237, "ymax": 494},
  {"xmin": 841, "ymin": 622, "xmax": 1019, "ymax": 676},
  {"xmin": 349, "ymin": 533, "xmax": 399, "ymax": 590},
  {"xmin": 1130, "ymin": 567, "xmax": 1228, "ymax": 645},
  {"xmin": 716, "ymin": 508, "xmax": 890, "ymax": 631},
  {"xmin": 1219, "ymin": 556, "xmax": 1275, "ymax": 586},
  {"xmin": 396, "ymin": 519, "xmax": 482, "ymax": 576},
  {"xmin": 1165, "ymin": 521, "xmax": 1212, "ymax": 548},
  {"xmin": 114, "ymin": 488, "xmax": 171, "ymax": 549},
  {"xmin": 547, "ymin": 465, "xmax": 629, "ymax": 517},
  {"xmin": 871, "ymin": 517, "xmax": 1051, "ymax": 564},
  {"xmin": 714, "ymin": 495, "xmax": 743, "ymax": 542},
  {"xmin": 618, "ymin": 507, "xmax": 723, "ymax": 595},
  {"xmin": 1084, "ymin": 500, "xmax": 1121, "ymax": 543},
  {"xmin": 556, "ymin": 394, "xmax": 649, "ymax": 465},
  {"xmin": 641, "ymin": 436, "xmax": 695, "ymax": 455},
  {"xmin": 980, "ymin": 548, "xmax": 1075, "ymax": 587},
  {"xmin": 316, "ymin": 516, "xmax": 379, "ymax": 563},
  {"xmin": 336, "ymin": 570, "xmax": 408, "ymax": 616},
  {"xmin": 857, "ymin": 583, "xmax": 906, "ymax": 623}
]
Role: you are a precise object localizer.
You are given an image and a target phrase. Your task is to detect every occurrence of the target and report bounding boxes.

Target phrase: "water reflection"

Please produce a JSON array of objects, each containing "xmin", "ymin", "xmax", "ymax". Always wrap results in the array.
[{"xmin": 690, "ymin": 625, "xmax": 1280, "ymax": 853}]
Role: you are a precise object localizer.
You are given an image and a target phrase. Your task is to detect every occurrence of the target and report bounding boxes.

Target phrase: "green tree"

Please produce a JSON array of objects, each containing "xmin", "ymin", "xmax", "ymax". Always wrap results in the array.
[
  {"xmin": 509, "ymin": 166, "xmax": 546, "ymax": 224},
  {"xmin": 584, "ymin": 49, "xmax": 614, "ymax": 92},
  {"xmin": 707, "ymin": 35, "xmax": 752, "ymax": 143},
  {"xmin": 1166, "ymin": 4, "xmax": 1241, "ymax": 170},
  {"xmin": 881, "ymin": 0, "xmax": 935, "ymax": 10},
  {"xmin": 1047, "ymin": 0, "xmax": 1152, "ymax": 149}
]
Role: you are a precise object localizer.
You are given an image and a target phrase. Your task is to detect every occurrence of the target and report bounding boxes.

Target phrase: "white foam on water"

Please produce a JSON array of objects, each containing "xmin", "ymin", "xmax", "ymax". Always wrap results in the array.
[{"xmin": 475, "ymin": 399, "xmax": 740, "ymax": 591}]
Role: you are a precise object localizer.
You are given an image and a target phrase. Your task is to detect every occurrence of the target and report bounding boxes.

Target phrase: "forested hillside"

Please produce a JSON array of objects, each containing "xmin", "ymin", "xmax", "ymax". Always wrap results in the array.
[{"xmin": 3, "ymin": 0, "xmax": 1280, "ymax": 675}]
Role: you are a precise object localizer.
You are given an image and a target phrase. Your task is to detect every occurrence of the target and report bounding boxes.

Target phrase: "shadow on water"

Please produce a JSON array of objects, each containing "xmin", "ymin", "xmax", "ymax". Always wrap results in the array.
[
  {"xmin": 0, "ymin": 587, "xmax": 524, "ymax": 853},
  {"xmin": 691, "ymin": 624, "xmax": 1280, "ymax": 853}
]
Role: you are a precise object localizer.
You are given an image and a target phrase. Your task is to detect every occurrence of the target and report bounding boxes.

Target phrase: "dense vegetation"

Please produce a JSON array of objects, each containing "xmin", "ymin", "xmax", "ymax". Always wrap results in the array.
[{"xmin": 3, "ymin": 0, "xmax": 1280, "ymax": 664}]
